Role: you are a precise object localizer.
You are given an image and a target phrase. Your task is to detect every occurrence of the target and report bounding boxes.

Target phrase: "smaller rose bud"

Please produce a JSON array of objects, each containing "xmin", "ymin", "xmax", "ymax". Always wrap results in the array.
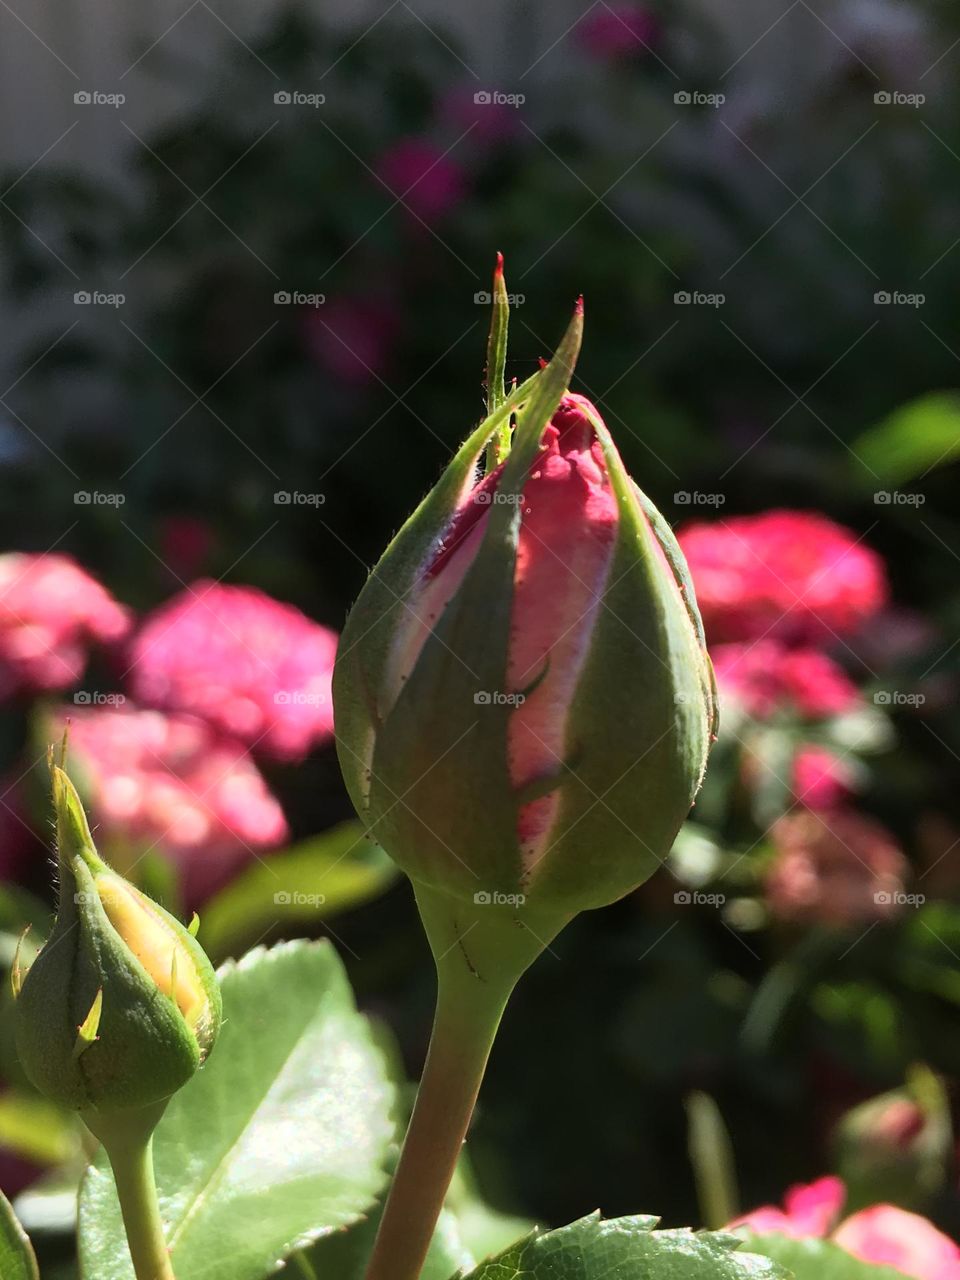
[
  {"xmin": 14, "ymin": 759, "xmax": 221, "ymax": 1114},
  {"xmin": 834, "ymin": 1068, "xmax": 951, "ymax": 1213}
]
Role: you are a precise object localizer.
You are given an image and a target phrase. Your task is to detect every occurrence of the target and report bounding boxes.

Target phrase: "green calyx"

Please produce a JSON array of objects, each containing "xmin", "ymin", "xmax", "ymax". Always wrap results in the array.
[{"xmin": 14, "ymin": 762, "xmax": 221, "ymax": 1114}]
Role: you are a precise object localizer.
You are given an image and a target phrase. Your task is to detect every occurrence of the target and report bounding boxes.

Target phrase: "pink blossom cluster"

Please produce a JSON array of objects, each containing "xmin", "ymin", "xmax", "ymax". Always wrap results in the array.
[
  {"xmin": 730, "ymin": 1176, "xmax": 960, "ymax": 1279},
  {"xmin": 52, "ymin": 705, "xmax": 289, "ymax": 904},
  {"xmin": 0, "ymin": 553, "xmax": 130, "ymax": 698},
  {"xmin": 0, "ymin": 553, "xmax": 339, "ymax": 902},
  {"xmin": 129, "ymin": 581, "xmax": 338, "ymax": 762}
]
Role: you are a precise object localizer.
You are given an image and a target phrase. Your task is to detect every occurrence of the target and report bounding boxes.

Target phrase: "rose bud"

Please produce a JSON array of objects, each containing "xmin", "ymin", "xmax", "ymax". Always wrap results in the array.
[
  {"xmin": 14, "ymin": 760, "xmax": 221, "ymax": 1116},
  {"xmin": 334, "ymin": 303, "xmax": 716, "ymax": 933}
]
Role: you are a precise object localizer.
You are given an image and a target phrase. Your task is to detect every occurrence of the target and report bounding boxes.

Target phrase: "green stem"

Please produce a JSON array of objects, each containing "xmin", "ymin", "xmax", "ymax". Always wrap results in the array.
[
  {"xmin": 363, "ymin": 883, "xmax": 567, "ymax": 1280},
  {"xmin": 83, "ymin": 1102, "xmax": 174, "ymax": 1280}
]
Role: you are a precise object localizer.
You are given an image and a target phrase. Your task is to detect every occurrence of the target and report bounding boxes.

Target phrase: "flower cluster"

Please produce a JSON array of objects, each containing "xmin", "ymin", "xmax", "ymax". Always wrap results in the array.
[
  {"xmin": 130, "ymin": 581, "xmax": 337, "ymax": 761},
  {"xmin": 0, "ymin": 556, "xmax": 338, "ymax": 903},
  {"xmin": 0, "ymin": 554, "xmax": 130, "ymax": 698},
  {"xmin": 50, "ymin": 705, "xmax": 289, "ymax": 904},
  {"xmin": 679, "ymin": 510, "xmax": 888, "ymax": 645},
  {"xmin": 730, "ymin": 1176, "xmax": 960, "ymax": 1279}
]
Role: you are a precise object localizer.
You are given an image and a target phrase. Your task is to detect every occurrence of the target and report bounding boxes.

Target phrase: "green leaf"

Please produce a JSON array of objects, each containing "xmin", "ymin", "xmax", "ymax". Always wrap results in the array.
[
  {"xmin": 463, "ymin": 1214, "xmax": 790, "ymax": 1279},
  {"xmin": 78, "ymin": 940, "xmax": 394, "ymax": 1280},
  {"xmin": 198, "ymin": 822, "xmax": 400, "ymax": 960},
  {"xmin": 0, "ymin": 1188, "xmax": 39, "ymax": 1280},
  {"xmin": 851, "ymin": 392, "xmax": 960, "ymax": 486},
  {"xmin": 742, "ymin": 1234, "xmax": 912, "ymax": 1280}
]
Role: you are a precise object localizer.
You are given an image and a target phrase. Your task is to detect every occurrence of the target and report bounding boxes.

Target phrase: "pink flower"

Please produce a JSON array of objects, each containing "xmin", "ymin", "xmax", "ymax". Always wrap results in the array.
[
  {"xmin": 765, "ymin": 809, "xmax": 908, "ymax": 927},
  {"xmin": 385, "ymin": 394, "xmax": 622, "ymax": 863},
  {"xmin": 834, "ymin": 1206, "xmax": 960, "ymax": 1278},
  {"xmin": 0, "ymin": 553, "xmax": 131, "ymax": 699},
  {"xmin": 792, "ymin": 745, "xmax": 856, "ymax": 810},
  {"xmin": 53, "ymin": 704, "xmax": 288, "ymax": 903},
  {"xmin": 129, "ymin": 582, "xmax": 338, "ymax": 761},
  {"xmin": 303, "ymin": 295, "xmax": 400, "ymax": 385},
  {"xmin": 577, "ymin": 4, "xmax": 660, "ymax": 58},
  {"xmin": 678, "ymin": 511, "xmax": 888, "ymax": 644},
  {"xmin": 729, "ymin": 1175, "xmax": 846, "ymax": 1238},
  {"xmin": 731, "ymin": 1179, "xmax": 960, "ymax": 1280},
  {"xmin": 711, "ymin": 639, "xmax": 861, "ymax": 720},
  {"xmin": 375, "ymin": 138, "xmax": 466, "ymax": 222}
]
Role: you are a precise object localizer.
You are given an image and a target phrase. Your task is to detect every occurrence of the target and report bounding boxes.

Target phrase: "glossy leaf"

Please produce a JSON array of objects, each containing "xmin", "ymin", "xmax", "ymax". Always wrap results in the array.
[
  {"xmin": 197, "ymin": 822, "xmax": 399, "ymax": 960},
  {"xmin": 78, "ymin": 940, "xmax": 393, "ymax": 1280},
  {"xmin": 0, "ymin": 1188, "xmax": 39, "ymax": 1280},
  {"xmin": 463, "ymin": 1213, "xmax": 790, "ymax": 1279}
]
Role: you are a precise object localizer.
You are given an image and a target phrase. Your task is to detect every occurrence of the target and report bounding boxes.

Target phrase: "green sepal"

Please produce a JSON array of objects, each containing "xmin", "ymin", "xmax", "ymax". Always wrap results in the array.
[
  {"xmin": 334, "ymin": 366, "xmax": 543, "ymax": 817},
  {"xmin": 483, "ymin": 252, "xmax": 510, "ymax": 468},
  {"xmin": 14, "ymin": 767, "xmax": 222, "ymax": 1113},
  {"xmin": 355, "ymin": 305, "xmax": 583, "ymax": 903}
]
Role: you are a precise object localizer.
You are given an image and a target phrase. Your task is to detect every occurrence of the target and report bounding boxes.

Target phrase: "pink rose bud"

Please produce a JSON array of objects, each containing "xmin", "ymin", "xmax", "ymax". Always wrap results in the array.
[{"xmin": 334, "ymin": 302, "xmax": 716, "ymax": 921}]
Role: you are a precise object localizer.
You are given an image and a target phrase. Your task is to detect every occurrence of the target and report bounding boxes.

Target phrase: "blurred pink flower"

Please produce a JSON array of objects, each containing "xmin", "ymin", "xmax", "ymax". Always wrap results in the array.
[
  {"xmin": 731, "ymin": 1179, "xmax": 960, "ymax": 1279},
  {"xmin": 130, "ymin": 581, "xmax": 338, "ymax": 761},
  {"xmin": 834, "ymin": 1206, "xmax": 960, "ymax": 1278},
  {"xmin": 0, "ymin": 553, "xmax": 130, "ymax": 699},
  {"xmin": 678, "ymin": 511, "xmax": 888, "ymax": 644},
  {"xmin": 54, "ymin": 704, "xmax": 288, "ymax": 903},
  {"xmin": 765, "ymin": 808, "xmax": 908, "ymax": 927},
  {"xmin": 375, "ymin": 138, "xmax": 466, "ymax": 222},
  {"xmin": 303, "ymin": 295, "xmax": 400, "ymax": 385},
  {"xmin": 792, "ymin": 745, "xmax": 856, "ymax": 810},
  {"xmin": 577, "ymin": 4, "xmax": 660, "ymax": 58},
  {"xmin": 729, "ymin": 1175, "xmax": 846, "ymax": 1238},
  {"xmin": 711, "ymin": 639, "xmax": 861, "ymax": 720}
]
